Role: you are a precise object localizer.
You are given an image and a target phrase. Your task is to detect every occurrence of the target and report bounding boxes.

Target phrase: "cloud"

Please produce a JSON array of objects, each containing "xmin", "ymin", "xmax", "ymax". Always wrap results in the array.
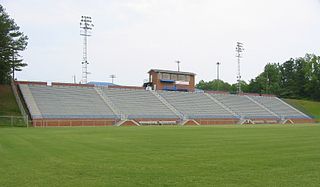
[{"xmin": 2, "ymin": 0, "xmax": 320, "ymax": 85}]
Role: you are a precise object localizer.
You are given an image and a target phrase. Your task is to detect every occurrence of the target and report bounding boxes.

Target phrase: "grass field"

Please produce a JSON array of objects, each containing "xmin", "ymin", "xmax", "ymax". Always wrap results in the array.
[
  {"xmin": 0, "ymin": 85, "xmax": 21, "ymax": 116},
  {"xmin": 0, "ymin": 85, "xmax": 25, "ymax": 127},
  {"xmin": 284, "ymin": 98, "xmax": 320, "ymax": 122},
  {"xmin": 1, "ymin": 125, "xmax": 320, "ymax": 187}
]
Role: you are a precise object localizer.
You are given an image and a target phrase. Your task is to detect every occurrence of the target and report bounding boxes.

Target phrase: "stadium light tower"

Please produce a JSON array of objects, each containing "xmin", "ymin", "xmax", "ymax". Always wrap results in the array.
[
  {"xmin": 80, "ymin": 16, "xmax": 94, "ymax": 84},
  {"xmin": 176, "ymin": 60, "xmax": 181, "ymax": 72},
  {"xmin": 236, "ymin": 42, "xmax": 244, "ymax": 93}
]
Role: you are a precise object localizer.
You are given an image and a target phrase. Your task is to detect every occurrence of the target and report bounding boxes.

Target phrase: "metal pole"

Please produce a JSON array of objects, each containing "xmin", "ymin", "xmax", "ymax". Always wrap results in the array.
[
  {"xmin": 176, "ymin": 61, "xmax": 180, "ymax": 72},
  {"xmin": 236, "ymin": 42, "xmax": 244, "ymax": 94},
  {"xmin": 110, "ymin": 75, "xmax": 116, "ymax": 84},
  {"xmin": 80, "ymin": 16, "xmax": 94, "ymax": 84},
  {"xmin": 217, "ymin": 62, "xmax": 220, "ymax": 91},
  {"xmin": 216, "ymin": 62, "xmax": 220, "ymax": 81}
]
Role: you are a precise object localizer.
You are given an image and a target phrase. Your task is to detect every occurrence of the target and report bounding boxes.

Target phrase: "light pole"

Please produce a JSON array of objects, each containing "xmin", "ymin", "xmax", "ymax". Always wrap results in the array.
[
  {"xmin": 236, "ymin": 42, "xmax": 244, "ymax": 93},
  {"xmin": 176, "ymin": 60, "xmax": 181, "ymax": 72},
  {"xmin": 80, "ymin": 16, "xmax": 94, "ymax": 84},
  {"xmin": 110, "ymin": 74, "xmax": 116, "ymax": 84},
  {"xmin": 216, "ymin": 62, "xmax": 221, "ymax": 90}
]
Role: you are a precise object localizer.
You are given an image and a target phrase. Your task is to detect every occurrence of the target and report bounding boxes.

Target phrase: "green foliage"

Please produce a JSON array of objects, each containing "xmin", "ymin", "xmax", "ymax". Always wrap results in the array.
[
  {"xmin": 262, "ymin": 54, "xmax": 320, "ymax": 100},
  {"xmin": 196, "ymin": 79, "xmax": 249, "ymax": 93},
  {"xmin": 0, "ymin": 125, "xmax": 320, "ymax": 186},
  {"xmin": 248, "ymin": 63, "xmax": 281, "ymax": 95},
  {"xmin": 248, "ymin": 54, "xmax": 320, "ymax": 100},
  {"xmin": 0, "ymin": 5, "xmax": 28, "ymax": 84},
  {"xmin": 197, "ymin": 54, "xmax": 320, "ymax": 101},
  {"xmin": 196, "ymin": 79, "xmax": 231, "ymax": 91}
]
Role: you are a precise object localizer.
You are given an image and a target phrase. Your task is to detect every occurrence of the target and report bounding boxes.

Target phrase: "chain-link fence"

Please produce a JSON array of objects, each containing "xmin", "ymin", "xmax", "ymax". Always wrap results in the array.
[{"xmin": 0, "ymin": 116, "xmax": 29, "ymax": 127}]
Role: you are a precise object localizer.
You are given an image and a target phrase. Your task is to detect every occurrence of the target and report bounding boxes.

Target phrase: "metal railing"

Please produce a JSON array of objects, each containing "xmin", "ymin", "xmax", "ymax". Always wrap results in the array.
[
  {"xmin": 0, "ymin": 116, "xmax": 28, "ymax": 127},
  {"xmin": 11, "ymin": 81, "xmax": 30, "ymax": 126}
]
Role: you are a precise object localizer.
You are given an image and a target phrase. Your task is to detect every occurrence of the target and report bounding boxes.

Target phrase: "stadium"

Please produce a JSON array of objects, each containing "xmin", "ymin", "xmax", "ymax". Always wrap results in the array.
[
  {"xmin": 13, "ymin": 68, "xmax": 314, "ymax": 127},
  {"xmin": 1, "ymin": 2, "xmax": 320, "ymax": 187}
]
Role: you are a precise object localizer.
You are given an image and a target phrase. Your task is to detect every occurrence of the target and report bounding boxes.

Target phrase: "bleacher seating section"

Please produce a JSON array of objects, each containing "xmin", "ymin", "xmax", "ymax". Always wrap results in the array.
[
  {"xmin": 20, "ymin": 84, "xmax": 118, "ymax": 119},
  {"xmin": 249, "ymin": 95, "xmax": 310, "ymax": 119},
  {"xmin": 18, "ymin": 83, "xmax": 313, "ymax": 126},
  {"xmin": 158, "ymin": 91, "xmax": 237, "ymax": 119},
  {"xmin": 102, "ymin": 88, "xmax": 178, "ymax": 119},
  {"xmin": 211, "ymin": 94, "xmax": 278, "ymax": 119}
]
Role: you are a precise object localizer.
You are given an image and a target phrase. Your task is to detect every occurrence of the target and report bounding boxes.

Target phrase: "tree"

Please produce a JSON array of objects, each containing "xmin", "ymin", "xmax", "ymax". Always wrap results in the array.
[
  {"xmin": 304, "ymin": 54, "xmax": 320, "ymax": 100},
  {"xmin": 230, "ymin": 81, "xmax": 249, "ymax": 94},
  {"xmin": 248, "ymin": 63, "xmax": 281, "ymax": 95},
  {"xmin": 197, "ymin": 54, "xmax": 320, "ymax": 101},
  {"xmin": 196, "ymin": 79, "xmax": 232, "ymax": 92},
  {"xmin": 246, "ymin": 54, "xmax": 320, "ymax": 100},
  {"xmin": 196, "ymin": 79, "xmax": 249, "ymax": 94},
  {"xmin": 278, "ymin": 59, "xmax": 296, "ymax": 98},
  {"xmin": 0, "ymin": 5, "xmax": 28, "ymax": 84}
]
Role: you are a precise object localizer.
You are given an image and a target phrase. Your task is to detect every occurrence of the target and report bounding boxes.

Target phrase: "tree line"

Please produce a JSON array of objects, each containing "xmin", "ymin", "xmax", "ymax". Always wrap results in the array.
[
  {"xmin": 0, "ymin": 4, "xmax": 28, "ymax": 84},
  {"xmin": 197, "ymin": 54, "xmax": 320, "ymax": 101}
]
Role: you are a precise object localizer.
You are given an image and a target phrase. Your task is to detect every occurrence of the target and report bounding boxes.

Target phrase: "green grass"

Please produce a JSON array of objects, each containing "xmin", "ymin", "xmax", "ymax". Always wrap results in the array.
[
  {"xmin": 1, "ymin": 125, "xmax": 320, "ymax": 187},
  {"xmin": 284, "ymin": 98, "xmax": 320, "ymax": 122},
  {"xmin": 0, "ymin": 85, "xmax": 25, "ymax": 127},
  {"xmin": 0, "ymin": 85, "xmax": 21, "ymax": 116}
]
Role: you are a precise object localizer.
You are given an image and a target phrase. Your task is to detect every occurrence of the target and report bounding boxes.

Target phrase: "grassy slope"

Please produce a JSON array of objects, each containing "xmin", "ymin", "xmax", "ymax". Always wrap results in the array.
[
  {"xmin": 284, "ymin": 98, "xmax": 320, "ymax": 122},
  {"xmin": 0, "ymin": 125, "xmax": 320, "ymax": 187},
  {"xmin": 0, "ymin": 85, "xmax": 21, "ymax": 116}
]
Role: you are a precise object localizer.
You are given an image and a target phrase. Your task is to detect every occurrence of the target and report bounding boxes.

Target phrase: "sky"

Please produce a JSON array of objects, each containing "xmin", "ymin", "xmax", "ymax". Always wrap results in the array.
[{"xmin": 2, "ymin": 0, "xmax": 320, "ymax": 86}]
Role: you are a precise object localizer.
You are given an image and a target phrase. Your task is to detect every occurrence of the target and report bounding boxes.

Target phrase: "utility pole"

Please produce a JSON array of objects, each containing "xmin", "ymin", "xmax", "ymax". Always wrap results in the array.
[
  {"xmin": 80, "ymin": 16, "xmax": 94, "ymax": 84},
  {"xmin": 236, "ymin": 42, "xmax": 244, "ymax": 94},
  {"xmin": 110, "ymin": 74, "xmax": 116, "ymax": 84},
  {"xmin": 216, "ymin": 62, "xmax": 221, "ymax": 91},
  {"xmin": 176, "ymin": 60, "xmax": 181, "ymax": 72}
]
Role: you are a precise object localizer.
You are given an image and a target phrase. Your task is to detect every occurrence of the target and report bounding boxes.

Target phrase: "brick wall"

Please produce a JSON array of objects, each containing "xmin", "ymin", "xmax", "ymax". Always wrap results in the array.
[{"xmin": 32, "ymin": 119, "xmax": 117, "ymax": 127}]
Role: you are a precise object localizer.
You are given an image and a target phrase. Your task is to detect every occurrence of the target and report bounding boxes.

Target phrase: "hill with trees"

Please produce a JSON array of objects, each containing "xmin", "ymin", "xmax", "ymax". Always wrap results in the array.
[{"xmin": 197, "ymin": 54, "xmax": 320, "ymax": 101}]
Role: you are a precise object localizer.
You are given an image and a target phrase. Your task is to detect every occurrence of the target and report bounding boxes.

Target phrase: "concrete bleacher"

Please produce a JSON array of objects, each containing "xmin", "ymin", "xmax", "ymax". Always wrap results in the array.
[
  {"xmin": 249, "ymin": 96, "xmax": 311, "ymax": 119},
  {"xmin": 211, "ymin": 94, "xmax": 278, "ymax": 119},
  {"xmin": 19, "ymin": 84, "xmax": 118, "ymax": 119},
  {"xmin": 158, "ymin": 91, "xmax": 237, "ymax": 119},
  {"xmin": 102, "ymin": 88, "xmax": 178, "ymax": 119}
]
